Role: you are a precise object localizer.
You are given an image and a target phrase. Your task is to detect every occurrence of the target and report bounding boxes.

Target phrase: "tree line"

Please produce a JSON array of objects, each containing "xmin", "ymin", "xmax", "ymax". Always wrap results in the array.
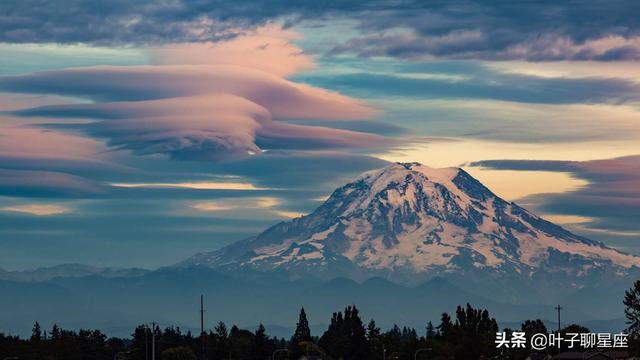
[{"xmin": 3, "ymin": 279, "xmax": 640, "ymax": 359}]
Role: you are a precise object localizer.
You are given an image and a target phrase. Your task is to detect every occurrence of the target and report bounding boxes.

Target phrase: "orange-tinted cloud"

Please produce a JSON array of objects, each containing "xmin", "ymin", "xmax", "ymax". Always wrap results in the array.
[
  {"xmin": 471, "ymin": 156, "xmax": 640, "ymax": 238},
  {"xmin": 147, "ymin": 25, "xmax": 315, "ymax": 77}
]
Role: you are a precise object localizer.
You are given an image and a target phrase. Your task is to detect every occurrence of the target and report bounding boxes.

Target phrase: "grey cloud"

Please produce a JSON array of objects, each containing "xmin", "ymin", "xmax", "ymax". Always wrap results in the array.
[
  {"xmin": 0, "ymin": 169, "xmax": 107, "ymax": 198},
  {"xmin": 301, "ymin": 68, "xmax": 640, "ymax": 105},
  {"xmin": 333, "ymin": 1, "xmax": 640, "ymax": 61},
  {"xmin": 0, "ymin": 0, "xmax": 376, "ymax": 45},
  {"xmin": 593, "ymin": 46, "xmax": 640, "ymax": 61},
  {"xmin": 2, "ymin": 1, "xmax": 640, "ymax": 61},
  {"xmin": 213, "ymin": 151, "xmax": 390, "ymax": 189},
  {"xmin": 471, "ymin": 156, "xmax": 640, "ymax": 236}
]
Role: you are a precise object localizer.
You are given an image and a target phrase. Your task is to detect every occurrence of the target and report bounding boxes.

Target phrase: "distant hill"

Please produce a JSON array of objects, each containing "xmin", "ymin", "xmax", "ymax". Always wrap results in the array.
[{"xmin": 0, "ymin": 264, "xmax": 148, "ymax": 282}]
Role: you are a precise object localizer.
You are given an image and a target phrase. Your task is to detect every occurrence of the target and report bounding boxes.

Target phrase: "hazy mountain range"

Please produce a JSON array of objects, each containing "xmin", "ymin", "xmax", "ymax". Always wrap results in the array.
[{"xmin": 1, "ymin": 163, "xmax": 637, "ymax": 338}]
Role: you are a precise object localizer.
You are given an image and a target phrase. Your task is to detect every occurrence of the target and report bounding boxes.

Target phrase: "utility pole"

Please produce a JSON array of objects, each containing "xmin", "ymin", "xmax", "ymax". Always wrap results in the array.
[
  {"xmin": 151, "ymin": 322, "xmax": 156, "ymax": 360},
  {"xmin": 555, "ymin": 305, "xmax": 563, "ymax": 333},
  {"xmin": 145, "ymin": 327, "xmax": 148, "ymax": 360},
  {"xmin": 200, "ymin": 295, "xmax": 206, "ymax": 360}
]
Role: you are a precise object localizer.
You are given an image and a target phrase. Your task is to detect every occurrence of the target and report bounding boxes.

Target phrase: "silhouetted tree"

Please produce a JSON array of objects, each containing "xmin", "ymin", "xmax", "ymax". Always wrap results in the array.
[
  {"xmin": 131, "ymin": 325, "xmax": 152, "ymax": 360},
  {"xmin": 30, "ymin": 321, "xmax": 42, "ymax": 343},
  {"xmin": 210, "ymin": 321, "xmax": 231, "ymax": 359},
  {"xmin": 426, "ymin": 321, "xmax": 436, "ymax": 339},
  {"xmin": 291, "ymin": 307, "xmax": 313, "ymax": 358},
  {"xmin": 437, "ymin": 312, "xmax": 453, "ymax": 339},
  {"xmin": 229, "ymin": 325, "xmax": 253, "ymax": 359},
  {"xmin": 50, "ymin": 324, "xmax": 61, "ymax": 341},
  {"xmin": 522, "ymin": 319, "xmax": 547, "ymax": 337},
  {"xmin": 625, "ymin": 280, "xmax": 640, "ymax": 336},
  {"xmin": 0, "ymin": 303, "xmax": 513, "ymax": 360},
  {"xmin": 367, "ymin": 319, "xmax": 381, "ymax": 340},
  {"xmin": 251, "ymin": 324, "xmax": 273, "ymax": 360},
  {"xmin": 319, "ymin": 305, "xmax": 369, "ymax": 359},
  {"xmin": 443, "ymin": 303, "xmax": 499, "ymax": 359}
]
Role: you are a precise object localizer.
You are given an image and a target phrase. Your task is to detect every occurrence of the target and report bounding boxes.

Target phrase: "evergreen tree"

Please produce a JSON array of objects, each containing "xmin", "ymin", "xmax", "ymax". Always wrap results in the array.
[
  {"xmin": 319, "ymin": 311, "xmax": 343, "ymax": 358},
  {"xmin": 521, "ymin": 319, "xmax": 547, "ymax": 337},
  {"xmin": 211, "ymin": 321, "xmax": 230, "ymax": 359},
  {"xmin": 215, "ymin": 321, "xmax": 228, "ymax": 339},
  {"xmin": 28, "ymin": 321, "xmax": 43, "ymax": 358},
  {"xmin": 625, "ymin": 280, "xmax": 640, "ymax": 336},
  {"xmin": 229, "ymin": 326, "xmax": 253, "ymax": 359},
  {"xmin": 292, "ymin": 307, "xmax": 312, "ymax": 344},
  {"xmin": 367, "ymin": 319, "xmax": 381, "ymax": 340},
  {"xmin": 319, "ymin": 305, "xmax": 368, "ymax": 359},
  {"xmin": 251, "ymin": 324, "xmax": 272, "ymax": 360},
  {"xmin": 290, "ymin": 307, "xmax": 313, "ymax": 358},
  {"xmin": 347, "ymin": 305, "xmax": 369, "ymax": 358},
  {"xmin": 437, "ymin": 313, "xmax": 453, "ymax": 339},
  {"xmin": 452, "ymin": 304, "xmax": 499, "ymax": 359},
  {"xmin": 385, "ymin": 325, "xmax": 403, "ymax": 357},
  {"xmin": 50, "ymin": 324, "xmax": 61, "ymax": 341},
  {"xmin": 425, "ymin": 321, "xmax": 436, "ymax": 339},
  {"xmin": 131, "ymin": 325, "xmax": 151, "ymax": 360},
  {"xmin": 0, "ymin": 303, "xmax": 518, "ymax": 359},
  {"xmin": 30, "ymin": 321, "xmax": 42, "ymax": 343},
  {"xmin": 366, "ymin": 319, "xmax": 382, "ymax": 359}
]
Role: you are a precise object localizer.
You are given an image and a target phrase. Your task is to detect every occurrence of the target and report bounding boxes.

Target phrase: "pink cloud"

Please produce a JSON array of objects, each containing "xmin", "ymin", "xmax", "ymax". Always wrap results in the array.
[
  {"xmin": 2, "ymin": 64, "xmax": 384, "ymax": 161},
  {"xmin": 0, "ymin": 93, "xmax": 80, "ymax": 111},
  {"xmin": 147, "ymin": 25, "xmax": 316, "ymax": 77},
  {"xmin": 15, "ymin": 93, "xmax": 387, "ymax": 161},
  {"xmin": 2, "ymin": 64, "xmax": 378, "ymax": 121},
  {"xmin": 0, "ymin": 125, "xmax": 104, "ymax": 160},
  {"xmin": 0, "ymin": 26, "xmax": 387, "ymax": 166}
]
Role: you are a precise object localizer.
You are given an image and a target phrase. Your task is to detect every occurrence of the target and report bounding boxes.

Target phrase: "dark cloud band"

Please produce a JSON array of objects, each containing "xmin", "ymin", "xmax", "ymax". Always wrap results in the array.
[
  {"xmin": 2, "ymin": 1, "xmax": 640, "ymax": 61},
  {"xmin": 471, "ymin": 156, "xmax": 640, "ymax": 236}
]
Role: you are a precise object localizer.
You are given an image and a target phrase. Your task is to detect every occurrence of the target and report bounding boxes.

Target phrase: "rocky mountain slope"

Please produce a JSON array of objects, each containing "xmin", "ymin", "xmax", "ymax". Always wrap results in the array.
[{"xmin": 181, "ymin": 162, "xmax": 639, "ymax": 286}]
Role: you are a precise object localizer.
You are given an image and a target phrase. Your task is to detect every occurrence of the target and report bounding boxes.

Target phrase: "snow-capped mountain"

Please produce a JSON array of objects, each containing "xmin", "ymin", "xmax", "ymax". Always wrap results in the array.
[{"xmin": 181, "ymin": 162, "xmax": 639, "ymax": 284}]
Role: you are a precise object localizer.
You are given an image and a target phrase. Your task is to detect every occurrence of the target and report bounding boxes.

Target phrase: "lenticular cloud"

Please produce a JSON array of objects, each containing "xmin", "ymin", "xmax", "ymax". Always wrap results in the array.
[
  {"xmin": 1, "ymin": 65, "xmax": 382, "ymax": 161},
  {"xmin": 0, "ymin": 28, "xmax": 383, "ymax": 162}
]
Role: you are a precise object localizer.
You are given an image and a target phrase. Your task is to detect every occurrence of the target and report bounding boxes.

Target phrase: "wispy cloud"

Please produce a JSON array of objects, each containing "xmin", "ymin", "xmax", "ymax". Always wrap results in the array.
[
  {"xmin": 189, "ymin": 197, "xmax": 304, "ymax": 219},
  {"xmin": 0, "ymin": 204, "xmax": 71, "ymax": 216},
  {"xmin": 112, "ymin": 181, "xmax": 266, "ymax": 191}
]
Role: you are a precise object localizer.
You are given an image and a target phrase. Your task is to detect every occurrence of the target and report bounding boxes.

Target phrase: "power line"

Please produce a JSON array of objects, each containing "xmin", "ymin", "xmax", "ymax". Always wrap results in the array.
[
  {"xmin": 200, "ymin": 295, "xmax": 206, "ymax": 360},
  {"xmin": 554, "ymin": 304, "xmax": 563, "ymax": 333}
]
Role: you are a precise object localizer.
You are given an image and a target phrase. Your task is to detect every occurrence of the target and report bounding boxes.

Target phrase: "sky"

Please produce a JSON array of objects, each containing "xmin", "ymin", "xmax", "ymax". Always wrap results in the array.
[{"xmin": 0, "ymin": 0, "xmax": 639, "ymax": 270}]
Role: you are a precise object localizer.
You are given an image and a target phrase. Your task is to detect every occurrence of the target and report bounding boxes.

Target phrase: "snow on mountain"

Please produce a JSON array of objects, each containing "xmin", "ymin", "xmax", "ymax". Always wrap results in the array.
[{"xmin": 181, "ymin": 162, "xmax": 639, "ymax": 282}]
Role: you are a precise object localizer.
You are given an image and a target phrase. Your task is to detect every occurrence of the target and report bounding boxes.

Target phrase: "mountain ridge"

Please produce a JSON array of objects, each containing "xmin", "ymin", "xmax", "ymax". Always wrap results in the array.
[
  {"xmin": 180, "ymin": 162, "xmax": 639, "ymax": 285},
  {"xmin": 0, "ymin": 264, "xmax": 149, "ymax": 282}
]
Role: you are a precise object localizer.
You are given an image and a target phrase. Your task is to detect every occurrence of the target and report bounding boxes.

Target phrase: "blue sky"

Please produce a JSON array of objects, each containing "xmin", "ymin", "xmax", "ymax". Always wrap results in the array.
[{"xmin": 1, "ymin": 0, "xmax": 639, "ymax": 269}]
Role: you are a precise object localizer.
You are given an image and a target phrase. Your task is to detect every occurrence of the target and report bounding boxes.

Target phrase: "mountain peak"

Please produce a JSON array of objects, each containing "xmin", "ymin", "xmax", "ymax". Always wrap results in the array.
[
  {"xmin": 181, "ymin": 162, "xmax": 639, "ymax": 284},
  {"xmin": 370, "ymin": 162, "xmax": 461, "ymax": 182},
  {"xmin": 397, "ymin": 161, "xmax": 423, "ymax": 170}
]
